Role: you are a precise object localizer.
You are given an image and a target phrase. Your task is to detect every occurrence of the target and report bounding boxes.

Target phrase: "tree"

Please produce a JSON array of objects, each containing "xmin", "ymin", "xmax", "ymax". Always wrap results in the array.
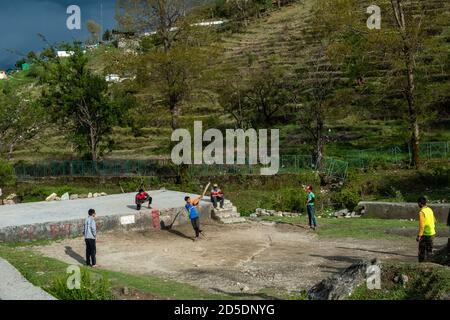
[
  {"xmin": 0, "ymin": 86, "xmax": 45, "ymax": 159},
  {"xmin": 317, "ymin": 0, "xmax": 450, "ymax": 168},
  {"xmin": 294, "ymin": 45, "xmax": 339, "ymax": 170},
  {"xmin": 86, "ymin": 20, "xmax": 102, "ymax": 45},
  {"xmin": 37, "ymin": 43, "xmax": 126, "ymax": 161},
  {"xmin": 116, "ymin": 0, "xmax": 220, "ymax": 131}
]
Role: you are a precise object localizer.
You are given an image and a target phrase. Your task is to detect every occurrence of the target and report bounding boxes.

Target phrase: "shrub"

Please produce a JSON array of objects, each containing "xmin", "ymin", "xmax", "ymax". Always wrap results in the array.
[
  {"xmin": 0, "ymin": 159, "xmax": 16, "ymax": 187},
  {"xmin": 334, "ymin": 189, "xmax": 360, "ymax": 211},
  {"xmin": 270, "ymin": 187, "xmax": 306, "ymax": 213},
  {"xmin": 49, "ymin": 268, "xmax": 115, "ymax": 300}
]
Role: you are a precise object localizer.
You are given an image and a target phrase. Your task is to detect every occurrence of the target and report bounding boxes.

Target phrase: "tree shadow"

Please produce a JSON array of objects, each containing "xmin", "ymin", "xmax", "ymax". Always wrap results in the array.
[
  {"xmin": 65, "ymin": 246, "xmax": 85, "ymax": 265},
  {"xmin": 210, "ymin": 288, "xmax": 281, "ymax": 300},
  {"xmin": 335, "ymin": 246, "xmax": 416, "ymax": 258}
]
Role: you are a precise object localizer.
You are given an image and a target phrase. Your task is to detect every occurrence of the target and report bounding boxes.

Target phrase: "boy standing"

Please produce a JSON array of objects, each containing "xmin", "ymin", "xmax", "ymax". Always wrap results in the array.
[
  {"xmin": 83, "ymin": 209, "xmax": 98, "ymax": 267},
  {"xmin": 416, "ymin": 197, "xmax": 436, "ymax": 262},
  {"xmin": 305, "ymin": 186, "xmax": 317, "ymax": 230},
  {"xmin": 184, "ymin": 195, "xmax": 203, "ymax": 241}
]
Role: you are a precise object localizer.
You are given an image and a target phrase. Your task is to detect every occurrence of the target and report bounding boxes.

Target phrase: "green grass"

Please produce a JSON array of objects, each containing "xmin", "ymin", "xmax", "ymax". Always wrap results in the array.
[
  {"xmin": 262, "ymin": 216, "xmax": 449, "ymax": 241},
  {"xmin": 0, "ymin": 244, "xmax": 232, "ymax": 300},
  {"xmin": 349, "ymin": 261, "xmax": 450, "ymax": 300}
]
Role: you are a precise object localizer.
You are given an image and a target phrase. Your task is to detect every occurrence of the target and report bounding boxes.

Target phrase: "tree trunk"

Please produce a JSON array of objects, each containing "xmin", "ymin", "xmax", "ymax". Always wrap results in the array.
[
  {"xmin": 314, "ymin": 119, "xmax": 324, "ymax": 170},
  {"xmin": 391, "ymin": 0, "xmax": 421, "ymax": 168}
]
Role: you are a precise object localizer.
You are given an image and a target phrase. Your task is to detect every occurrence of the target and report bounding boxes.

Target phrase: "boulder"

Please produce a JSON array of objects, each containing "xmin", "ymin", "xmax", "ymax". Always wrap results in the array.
[
  {"xmin": 93, "ymin": 193, "xmax": 101, "ymax": 198},
  {"xmin": 4, "ymin": 200, "xmax": 15, "ymax": 205},
  {"xmin": 4, "ymin": 193, "xmax": 21, "ymax": 204},
  {"xmin": 308, "ymin": 259, "xmax": 381, "ymax": 300},
  {"xmin": 88, "ymin": 193, "xmax": 93, "ymax": 198},
  {"xmin": 46, "ymin": 193, "xmax": 58, "ymax": 202},
  {"xmin": 79, "ymin": 194, "xmax": 88, "ymax": 199},
  {"xmin": 334, "ymin": 209, "xmax": 349, "ymax": 217},
  {"xmin": 70, "ymin": 194, "xmax": 79, "ymax": 200},
  {"xmin": 100, "ymin": 192, "xmax": 107, "ymax": 196},
  {"xmin": 55, "ymin": 197, "xmax": 61, "ymax": 201},
  {"xmin": 249, "ymin": 213, "xmax": 258, "ymax": 219},
  {"xmin": 61, "ymin": 193, "xmax": 70, "ymax": 201}
]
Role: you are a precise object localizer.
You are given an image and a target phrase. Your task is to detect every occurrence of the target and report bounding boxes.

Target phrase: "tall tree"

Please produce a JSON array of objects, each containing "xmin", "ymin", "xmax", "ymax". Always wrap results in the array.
[{"xmin": 37, "ymin": 43, "xmax": 126, "ymax": 161}]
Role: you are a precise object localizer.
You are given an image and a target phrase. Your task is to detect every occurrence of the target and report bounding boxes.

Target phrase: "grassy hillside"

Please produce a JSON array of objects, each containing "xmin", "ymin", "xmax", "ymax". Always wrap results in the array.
[{"xmin": 2, "ymin": 0, "xmax": 450, "ymax": 165}]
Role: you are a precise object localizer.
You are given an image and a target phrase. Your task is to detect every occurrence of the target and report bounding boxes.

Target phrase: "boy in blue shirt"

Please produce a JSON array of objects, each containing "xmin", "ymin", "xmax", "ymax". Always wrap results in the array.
[
  {"xmin": 305, "ymin": 186, "xmax": 317, "ymax": 230},
  {"xmin": 184, "ymin": 195, "xmax": 204, "ymax": 241}
]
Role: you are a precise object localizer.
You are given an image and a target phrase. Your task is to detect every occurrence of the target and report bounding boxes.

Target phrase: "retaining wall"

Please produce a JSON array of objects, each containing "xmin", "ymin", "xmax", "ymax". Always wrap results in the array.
[
  {"xmin": 359, "ymin": 201, "xmax": 450, "ymax": 223},
  {"xmin": 0, "ymin": 204, "xmax": 212, "ymax": 242}
]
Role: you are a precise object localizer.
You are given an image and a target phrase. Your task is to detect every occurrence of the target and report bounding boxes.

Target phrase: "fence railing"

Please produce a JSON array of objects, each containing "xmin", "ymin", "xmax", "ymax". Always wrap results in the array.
[{"xmin": 14, "ymin": 156, "xmax": 349, "ymax": 181}]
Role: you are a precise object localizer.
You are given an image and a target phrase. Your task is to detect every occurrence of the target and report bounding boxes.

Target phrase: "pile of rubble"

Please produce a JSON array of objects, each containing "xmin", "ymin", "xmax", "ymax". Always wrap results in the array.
[
  {"xmin": 1, "ymin": 193, "xmax": 21, "ymax": 205},
  {"xmin": 249, "ymin": 208, "xmax": 301, "ymax": 219},
  {"xmin": 333, "ymin": 208, "xmax": 364, "ymax": 218},
  {"xmin": 45, "ymin": 192, "xmax": 108, "ymax": 202}
]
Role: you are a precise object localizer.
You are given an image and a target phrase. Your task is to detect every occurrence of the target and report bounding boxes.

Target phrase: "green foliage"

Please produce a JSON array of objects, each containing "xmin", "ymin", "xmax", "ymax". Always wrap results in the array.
[
  {"xmin": 269, "ymin": 187, "xmax": 306, "ymax": 212},
  {"xmin": 49, "ymin": 268, "xmax": 115, "ymax": 300},
  {"xmin": 333, "ymin": 188, "xmax": 360, "ymax": 211},
  {"xmin": 0, "ymin": 160, "xmax": 16, "ymax": 187},
  {"xmin": 37, "ymin": 42, "xmax": 128, "ymax": 160}
]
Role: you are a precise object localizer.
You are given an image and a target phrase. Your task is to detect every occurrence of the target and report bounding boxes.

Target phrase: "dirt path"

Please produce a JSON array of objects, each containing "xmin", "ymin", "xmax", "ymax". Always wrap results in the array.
[{"xmin": 34, "ymin": 220, "xmax": 432, "ymax": 296}]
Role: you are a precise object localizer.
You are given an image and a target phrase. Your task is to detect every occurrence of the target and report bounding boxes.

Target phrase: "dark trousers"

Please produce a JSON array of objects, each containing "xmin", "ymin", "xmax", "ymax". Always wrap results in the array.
[
  {"xmin": 136, "ymin": 196, "xmax": 152, "ymax": 210},
  {"xmin": 307, "ymin": 205, "xmax": 317, "ymax": 227},
  {"xmin": 85, "ymin": 239, "xmax": 97, "ymax": 266},
  {"xmin": 418, "ymin": 235, "xmax": 434, "ymax": 262},
  {"xmin": 191, "ymin": 217, "xmax": 201, "ymax": 238},
  {"xmin": 212, "ymin": 196, "xmax": 224, "ymax": 208}
]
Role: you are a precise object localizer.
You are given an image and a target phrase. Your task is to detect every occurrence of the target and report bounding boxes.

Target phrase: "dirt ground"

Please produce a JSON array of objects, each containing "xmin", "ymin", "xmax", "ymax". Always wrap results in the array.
[{"xmin": 34, "ymin": 219, "xmax": 442, "ymax": 296}]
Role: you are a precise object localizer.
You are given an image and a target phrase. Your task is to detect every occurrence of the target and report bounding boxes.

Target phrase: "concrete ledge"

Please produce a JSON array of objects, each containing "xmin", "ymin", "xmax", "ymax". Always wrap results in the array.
[
  {"xmin": 359, "ymin": 201, "xmax": 450, "ymax": 223},
  {"xmin": 0, "ymin": 204, "xmax": 212, "ymax": 242},
  {"xmin": 0, "ymin": 258, "xmax": 56, "ymax": 300}
]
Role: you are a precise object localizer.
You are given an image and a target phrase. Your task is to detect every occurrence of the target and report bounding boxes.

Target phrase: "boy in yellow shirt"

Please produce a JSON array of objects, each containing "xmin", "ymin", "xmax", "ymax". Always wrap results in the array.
[{"xmin": 416, "ymin": 196, "xmax": 436, "ymax": 262}]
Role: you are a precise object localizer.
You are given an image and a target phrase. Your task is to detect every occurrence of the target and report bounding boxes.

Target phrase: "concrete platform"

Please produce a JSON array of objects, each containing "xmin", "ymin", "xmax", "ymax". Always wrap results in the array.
[{"xmin": 0, "ymin": 190, "xmax": 213, "ymax": 242}]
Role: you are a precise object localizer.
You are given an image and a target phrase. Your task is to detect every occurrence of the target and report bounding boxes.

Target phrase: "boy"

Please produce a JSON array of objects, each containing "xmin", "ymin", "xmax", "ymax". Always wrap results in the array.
[
  {"xmin": 211, "ymin": 184, "xmax": 225, "ymax": 210},
  {"xmin": 184, "ymin": 195, "xmax": 204, "ymax": 241},
  {"xmin": 135, "ymin": 189, "xmax": 152, "ymax": 210},
  {"xmin": 83, "ymin": 209, "xmax": 98, "ymax": 268},
  {"xmin": 416, "ymin": 196, "xmax": 436, "ymax": 262},
  {"xmin": 305, "ymin": 186, "xmax": 317, "ymax": 230}
]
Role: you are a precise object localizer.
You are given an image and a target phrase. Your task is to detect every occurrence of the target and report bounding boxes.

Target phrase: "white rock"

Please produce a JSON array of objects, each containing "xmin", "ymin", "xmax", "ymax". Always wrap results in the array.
[
  {"xmin": 61, "ymin": 193, "xmax": 70, "ymax": 201},
  {"xmin": 55, "ymin": 197, "xmax": 61, "ymax": 201},
  {"xmin": 70, "ymin": 194, "xmax": 79, "ymax": 200},
  {"xmin": 46, "ymin": 193, "xmax": 58, "ymax": 202},
  {"xmin": 93, "ymin": 193, "xmax": 101, "ymax": 198},
  {"xmin": 100, "ymin": 192, "xmax": 107, "ymax": 196},
  {"xmin": 88, "ymin": 193, "xmax": 93, "ymax": 198}
]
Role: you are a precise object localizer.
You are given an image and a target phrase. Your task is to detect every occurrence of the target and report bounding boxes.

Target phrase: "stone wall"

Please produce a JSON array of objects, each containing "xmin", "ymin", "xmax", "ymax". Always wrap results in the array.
[
  {"xmin": 359, "ymin": 201, "xmax": 450, "ymax": 223},
  {"xmin": 0, "ymin": 203, "xmax": 212, "ymax": 242}
]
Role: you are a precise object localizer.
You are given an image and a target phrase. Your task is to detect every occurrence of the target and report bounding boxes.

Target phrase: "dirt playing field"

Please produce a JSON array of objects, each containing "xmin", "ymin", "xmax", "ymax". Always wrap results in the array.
[{"xmin": 33, "ymin": 219, "xmax": 443, "ymax": 296}]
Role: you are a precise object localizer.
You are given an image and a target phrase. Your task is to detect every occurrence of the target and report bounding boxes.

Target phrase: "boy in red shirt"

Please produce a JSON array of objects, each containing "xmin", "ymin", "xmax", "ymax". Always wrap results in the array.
[{"xmin": 135, "ymin": 189, "xmax": 152, "ymax": 210}]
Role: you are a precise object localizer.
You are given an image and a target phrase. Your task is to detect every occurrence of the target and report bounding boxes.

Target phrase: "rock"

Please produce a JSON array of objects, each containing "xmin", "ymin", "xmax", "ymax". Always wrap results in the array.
[
  {"xmin": 46, "ymin": 193, "xmax": 58, "ymax": 202},
  {"xmin": 93, "ymin": 193, "xmax": 101, "ymax": 198},
  {"xmin": 274, "ymin": 212, "xmax": 283, "ymax": 217},
  {"xmin": 61, "ymin": 193, "xmax": 70, "ymax": 201},
  {"xmin": 122, "ymin": 287, "xmax": 130, "ymax": 295},
  {"xmin": 88, "ymin": 193, "xmax": 93, "ymax": 198},
  {"xmin": 249, "ymin": 213, "xmax": 258, "ymax": 219},
  {"xmin": 394, "ymin": 274, "xmax": 409, "ymax": 287},
  {"xmin": 308, "ymin": 259, "xmax": 381, "ymax": 300},
  {"xmin": 334, "ymin": 209, "xmax": 349, "ymax": 217},
  {"xmin": 70, "ymin": 194, "xmax": 79, "ymax": 200},
  {"xmin": 100, "ymin": 192, "xmax": 107, "ymax": 196},
  {"xmin": 240, "ymin": 285, "xmax": 250, "ymax": 292},
  {"xmin": 4, "ymin": 200, "xmax": 15, "ymax": 205},
  {"xmin": 79, "ymin": 194, "xmax": 88, "ymax": 199},
  {"xmin": 55, "ymin": 197, "xmax": 61, "ymax": 201}
]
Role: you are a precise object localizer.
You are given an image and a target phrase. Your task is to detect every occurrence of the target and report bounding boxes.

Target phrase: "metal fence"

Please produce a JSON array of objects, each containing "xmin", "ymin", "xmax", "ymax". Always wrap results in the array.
[{"xmin": 14, "ymin": 156, "xmax": 349, "ymax": 181}]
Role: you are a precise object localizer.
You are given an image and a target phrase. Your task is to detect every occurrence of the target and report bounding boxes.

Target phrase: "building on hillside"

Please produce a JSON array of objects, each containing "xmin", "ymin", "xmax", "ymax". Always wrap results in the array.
[{"xmin": 0, "ymin": 71, "xmax": 7, "ymax": 80}]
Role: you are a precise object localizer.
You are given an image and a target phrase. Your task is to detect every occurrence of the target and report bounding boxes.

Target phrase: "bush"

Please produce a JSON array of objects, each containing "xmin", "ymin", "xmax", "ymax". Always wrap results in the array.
[
  {"xmin": 269, "ymin": 187, "xmax": 306, "ymax": 213},
  {"xmin": 49, "ymin": 268, "xmax": 115, "ymax": 300},
  {"xmin": 0, "ymin": 159, "xmax": 16, "ymax": 187},
  {"xmin": 334, "ymin": 189, "xmax": 360, "ymax": 211}
]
